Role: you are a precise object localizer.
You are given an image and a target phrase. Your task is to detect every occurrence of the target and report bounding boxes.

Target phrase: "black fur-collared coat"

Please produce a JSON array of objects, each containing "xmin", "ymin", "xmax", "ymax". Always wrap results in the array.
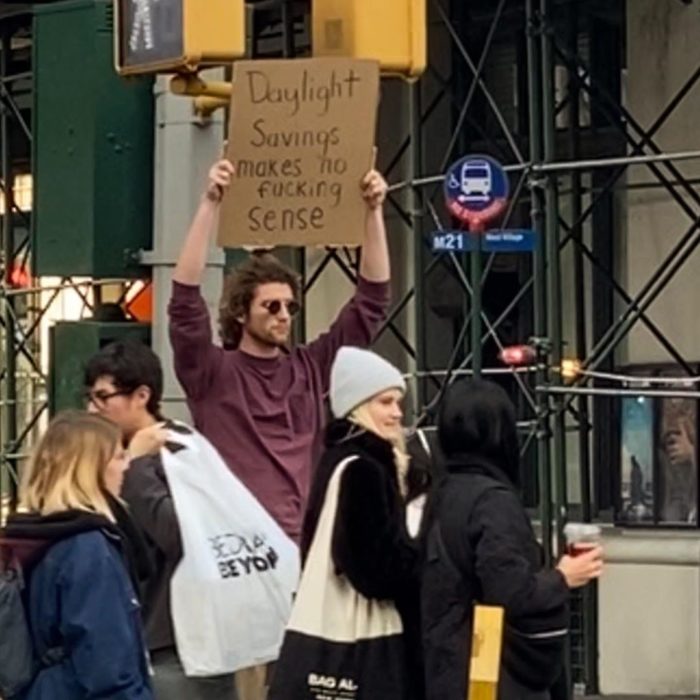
[{"xmin": 301, "ymin": 419, "xmax": 423, "ymax": 700}]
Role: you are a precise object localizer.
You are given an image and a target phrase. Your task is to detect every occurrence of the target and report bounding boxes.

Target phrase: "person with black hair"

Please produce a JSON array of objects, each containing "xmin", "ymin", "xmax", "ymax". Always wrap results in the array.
[
  {"xmin": 421, "ymin": 379, "xmax": 603, "ymax": 700},
  {"xmin": 84, "ymin": 340, "xmax": 234, "ymax": 699}
]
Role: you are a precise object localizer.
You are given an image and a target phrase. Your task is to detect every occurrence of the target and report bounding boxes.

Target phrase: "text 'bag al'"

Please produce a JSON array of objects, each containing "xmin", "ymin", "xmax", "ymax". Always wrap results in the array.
[{"xmin": 269, "ymin": 457, "xmax": 407, "ymax": 700}]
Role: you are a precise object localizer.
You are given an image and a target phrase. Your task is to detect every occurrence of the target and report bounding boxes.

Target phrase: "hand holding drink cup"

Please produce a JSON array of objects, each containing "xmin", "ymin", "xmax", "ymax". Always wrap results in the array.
[
  {"xmin": 564, "ymin": 523, "xmax": 602, "ymax": 556},
  {"xmin": 556, "ymin": 523, "xmax": 604, "ymax": 589}
]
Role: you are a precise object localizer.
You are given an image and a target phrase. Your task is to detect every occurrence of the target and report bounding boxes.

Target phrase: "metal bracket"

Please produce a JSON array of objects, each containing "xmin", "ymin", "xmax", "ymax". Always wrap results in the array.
[{"xmin": 169, "ymin": 75, "xmax": 232, "ymax": 118}]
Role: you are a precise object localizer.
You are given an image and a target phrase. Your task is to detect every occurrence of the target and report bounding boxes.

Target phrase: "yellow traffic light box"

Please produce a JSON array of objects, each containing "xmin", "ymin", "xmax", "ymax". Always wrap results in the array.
[
  {"xmin": 114, "ymin": 0, "xmax": 245, "ymax": 76},
  {"xmin": 312, "ymin": 0, "xmax": 426, "ymax": 79}
]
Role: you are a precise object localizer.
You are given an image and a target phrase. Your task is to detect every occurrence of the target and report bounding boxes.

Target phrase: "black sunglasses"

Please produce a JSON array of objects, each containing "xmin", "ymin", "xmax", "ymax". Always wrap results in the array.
[
  {"xmin": 261, "ymin": 299, "xmax": 301, "ymax": 317},
  {"xmin": 84, "ymin": 389, "xmax": 132, "ymax": 406}
]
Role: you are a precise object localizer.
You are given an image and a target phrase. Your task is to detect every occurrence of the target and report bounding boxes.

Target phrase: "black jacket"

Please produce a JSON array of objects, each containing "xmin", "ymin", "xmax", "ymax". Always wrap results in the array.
[
  {"xmin": 302, "ymin": 419, "xmax": 423, "ymax": 700},
  {"xmin": 121, "ymin": 450, "xmax": 183, "ymax": 653},
  {"xmin": 421, "ymin": 457, "xmax": 570, "ymax": 700}
]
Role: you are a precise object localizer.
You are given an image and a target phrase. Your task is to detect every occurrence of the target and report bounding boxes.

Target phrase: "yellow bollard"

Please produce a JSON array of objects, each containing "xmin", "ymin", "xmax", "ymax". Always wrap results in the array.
[{"xmin": 468, "ymin": 605, "xmax": 504, "ymax": 700}]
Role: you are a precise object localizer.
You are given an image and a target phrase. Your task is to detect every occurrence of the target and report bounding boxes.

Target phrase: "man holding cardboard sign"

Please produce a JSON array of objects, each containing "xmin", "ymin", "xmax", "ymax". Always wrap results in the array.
[
  {"xmin": 169, "ymin": 155, "xmax": 388, "ymax": 698},
  {"xmin": 169, "ymin": 59, "xmax": 387, "ymax": 699},
  {"xmin": 170, "ymin": 54, "xmax": 388, "ymax": 542}
]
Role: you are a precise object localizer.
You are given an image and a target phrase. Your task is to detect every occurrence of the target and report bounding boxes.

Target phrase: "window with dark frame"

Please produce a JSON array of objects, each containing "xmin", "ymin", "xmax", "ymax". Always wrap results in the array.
[{"xmin": 616, "ymin": 365, "xmax": 699, "ymax": 528}]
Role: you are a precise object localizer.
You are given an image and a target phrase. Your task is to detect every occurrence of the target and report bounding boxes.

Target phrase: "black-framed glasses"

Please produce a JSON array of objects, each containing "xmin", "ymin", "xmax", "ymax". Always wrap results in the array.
[
  {"xmin": 84, "ymin": 389, "xmax": 131, "ymax": 407},
  {"xmin": 261, "ymin": 299, "xmax": 301, "ymax": 317}
]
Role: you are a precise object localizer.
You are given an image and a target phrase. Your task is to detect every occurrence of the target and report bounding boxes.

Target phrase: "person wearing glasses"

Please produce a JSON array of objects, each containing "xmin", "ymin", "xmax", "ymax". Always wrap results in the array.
[
  {"xmin": 169, "ymin": 158, "xmax": 389, "ymax": 700},
  {"xmin": 84, "ymin": 340, "xmax": 234, "ymax": 699}
]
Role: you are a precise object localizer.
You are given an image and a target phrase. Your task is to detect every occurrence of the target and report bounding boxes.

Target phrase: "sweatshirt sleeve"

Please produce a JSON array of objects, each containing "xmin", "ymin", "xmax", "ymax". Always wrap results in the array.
[
  {"xmin": 331, "ymin": 457, "xmax": 418, "ymax": 602},
  {"xmin": 168, "ymin": 281, "xmax": 222, "ymax": 400},
  {"xmin": 472, "ymin": 488, "xmax": 570, "ymax": 626},
  {"xmin": 121, "ymin": 455, "xmax": 183, "ymax": 561},
  {"xmin": 305, "ymin": 277, "xmax": 390, "ymax": 393}
]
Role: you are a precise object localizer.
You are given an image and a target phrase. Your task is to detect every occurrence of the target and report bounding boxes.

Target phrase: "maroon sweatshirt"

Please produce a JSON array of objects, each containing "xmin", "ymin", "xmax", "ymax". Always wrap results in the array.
[{"xmin": 168, "ymin": 277, "xmax": 390, "ymax": 542}]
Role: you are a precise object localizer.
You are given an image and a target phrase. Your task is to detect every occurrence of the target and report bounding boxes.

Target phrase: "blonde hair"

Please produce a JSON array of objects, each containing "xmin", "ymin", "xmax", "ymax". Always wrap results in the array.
[
  {"xmin": 21, "ymin": 411, "xmax": 121, "ymax": 521},
  {"xmin": 349, "ymin": 401, "xmax": 410, "ymax": 497}
]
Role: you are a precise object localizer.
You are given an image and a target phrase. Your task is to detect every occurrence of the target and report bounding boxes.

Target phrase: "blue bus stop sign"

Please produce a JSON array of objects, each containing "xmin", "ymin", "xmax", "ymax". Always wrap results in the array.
[{"xmin": 444, "ymin": 155, "xmax": 510, "ymax": 232}]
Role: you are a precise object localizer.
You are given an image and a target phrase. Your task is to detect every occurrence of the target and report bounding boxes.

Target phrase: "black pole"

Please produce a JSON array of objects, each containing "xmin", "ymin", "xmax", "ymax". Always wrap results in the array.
[
  {"xmin": 566, "ymin": 0, "xmax": 591, "ymax": 525},
  {"xmin": 1, "ymin": 27, "xmax": 18, "ymax": 513},
  {"xmin": 411, "ymin": 81, "xmax": 427, "ymax": 412},
  {"xmin": 526, "ymin": 0, "xmax": 553, "ymax": 566},
  {"xmin": 567, "ymin": 5, "xmax": 597, "ymax": 695},
  {"xmin": 540, "ymin": 0, "xmax": 567, "ymax": 552}
]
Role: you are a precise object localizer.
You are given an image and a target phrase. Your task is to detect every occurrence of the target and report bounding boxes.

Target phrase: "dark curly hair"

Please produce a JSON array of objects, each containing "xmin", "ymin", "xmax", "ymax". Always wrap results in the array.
[
  {"xmin": 219, "ymin": 252, "xmax": 300, "ymax": 349},
  {"xmin": 84, "ymin": 340, "xmax": 163, "ymax": 418}
]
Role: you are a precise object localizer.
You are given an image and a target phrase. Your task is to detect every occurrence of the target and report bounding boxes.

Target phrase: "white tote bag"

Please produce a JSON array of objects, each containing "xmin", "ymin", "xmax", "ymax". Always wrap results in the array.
[
  {"xmin": 161, "ymin": 423, "xmax": 300, "ymax": 676},
  {"xmin": 269, "ymin": 457, "xmax": 406, "ymax": 700}
]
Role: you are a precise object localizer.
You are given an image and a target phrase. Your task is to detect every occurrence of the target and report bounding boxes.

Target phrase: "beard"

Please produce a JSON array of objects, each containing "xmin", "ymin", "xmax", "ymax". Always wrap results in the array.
[{"xmin": 246, "ymin": 324, "xmax": 290, "ymax": 349}]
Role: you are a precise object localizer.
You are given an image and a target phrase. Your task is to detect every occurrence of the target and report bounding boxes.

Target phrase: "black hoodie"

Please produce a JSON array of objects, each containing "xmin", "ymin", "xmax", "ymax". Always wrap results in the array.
[
  {"xmin": 2, "ymin": 510, "xmax": 117, "ymax": 570},
  {"xmin": 421, "ymin": 380, "xmax": 570, "ymax": 700}
]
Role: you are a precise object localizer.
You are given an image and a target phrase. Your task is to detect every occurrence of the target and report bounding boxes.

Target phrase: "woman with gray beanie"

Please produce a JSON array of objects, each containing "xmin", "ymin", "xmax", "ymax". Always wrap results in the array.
[{"xmin": 269, "ymin": 346, "xmax": 422, "ymax": 700}]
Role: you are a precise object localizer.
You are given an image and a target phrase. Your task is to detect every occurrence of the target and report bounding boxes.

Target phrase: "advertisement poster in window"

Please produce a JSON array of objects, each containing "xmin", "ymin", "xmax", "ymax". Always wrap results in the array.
[
  {"xmin": 657, "ymin": 372, "xmax": 698, "ymax": 525},
  {"xmin": 620, "ymin": 394, "xmax": 655, "ymax": 523}
]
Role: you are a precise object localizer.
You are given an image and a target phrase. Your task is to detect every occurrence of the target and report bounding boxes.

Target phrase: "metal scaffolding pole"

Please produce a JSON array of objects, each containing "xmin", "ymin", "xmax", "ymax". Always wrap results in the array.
[
  {"xmin": 1, "ymin": 27, "xmax": 18, "ymax": 511},
  {"xmin": 567, "ymin": 5, "xmax": 596, "ymax": 692},
  {"xmin": 411, "ymin": 81, "xmax": 427, "ymax": 409},
  {"xmin": 526, "ymin": 0, "xmax": 553, "ymax": 566},
  {"xmin": 540, "ymin": 0, "xmax": 567, "ymax": 554}
]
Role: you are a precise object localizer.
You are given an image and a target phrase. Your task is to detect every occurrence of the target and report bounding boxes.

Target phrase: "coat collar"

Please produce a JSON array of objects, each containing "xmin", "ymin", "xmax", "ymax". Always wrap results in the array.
[{"xmin": 324, "ymin": 418, "xmax": 395, "ymax": 465}]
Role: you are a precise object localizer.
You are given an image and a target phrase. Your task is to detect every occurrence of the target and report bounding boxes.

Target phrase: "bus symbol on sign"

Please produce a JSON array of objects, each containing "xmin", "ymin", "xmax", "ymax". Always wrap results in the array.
[
  {"xmin": 444, "ymin": 155, "xmax": 509, "ymax": 231},
  {"xmin": 459, "ymin": 159, "xmax": 492, "ymax": 202}
]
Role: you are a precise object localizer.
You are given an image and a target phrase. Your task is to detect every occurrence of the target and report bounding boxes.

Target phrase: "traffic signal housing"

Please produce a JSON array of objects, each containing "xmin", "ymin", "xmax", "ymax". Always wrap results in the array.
[
  {"xmin": 33, "ymin": 0, "xmax": 154, "ymax": 278},
  {"xmin": 312, "ymin": 0, "xmax": 426, "ymax": 78},
  {"xmin": 114, "ymin": 0, "xmax": 245, "ymax": 76}
]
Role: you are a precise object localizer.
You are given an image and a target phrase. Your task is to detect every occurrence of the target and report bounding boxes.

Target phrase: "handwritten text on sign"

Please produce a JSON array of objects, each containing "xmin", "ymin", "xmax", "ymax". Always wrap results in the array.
[{"xmin": 218, "ymin": 58, "xmax": 380, "ymax": 248}]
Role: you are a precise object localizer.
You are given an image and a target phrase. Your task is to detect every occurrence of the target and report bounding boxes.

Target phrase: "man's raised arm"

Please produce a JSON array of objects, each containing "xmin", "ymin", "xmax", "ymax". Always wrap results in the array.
[
  {"xmin": 358, "ymin": 169, "xmax": 390, "ymax": 283},
  {"xmin": 169, "ymin": 159, "xmax": 234, "ymax": 399},
  {"xmin": 304, "ymin": 170, "xmax": 391, "ymax": 387},
  {"xmin": 173, "ymin": 160, "xmax": 235, "ymax": 286}
]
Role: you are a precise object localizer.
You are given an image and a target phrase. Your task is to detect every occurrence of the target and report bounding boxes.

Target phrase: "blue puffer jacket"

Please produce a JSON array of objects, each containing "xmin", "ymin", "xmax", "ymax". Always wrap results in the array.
[{"xmin": 5, "ymin": 512, "xmax": 153, "ymax": 700}]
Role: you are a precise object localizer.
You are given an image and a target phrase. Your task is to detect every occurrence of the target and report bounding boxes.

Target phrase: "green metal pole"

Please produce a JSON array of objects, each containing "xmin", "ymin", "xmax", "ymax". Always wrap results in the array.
[
  {"xmin": 1, "ymin": 28, "xmax": 18, "ymax": 513},
  {"xmin": 526, "ymin": 0, "xmax": 553, "ymax": 566},
  {"xmin": 411, "ymin": 82, "xmax": 426, "ymax": 412},
  {"xmin": 567, "ymin": 4, "xmax": 598, "ymax": 693},
  {"xmin": 540, "ymin": 4, "xmax": 575, "ymax": 693},
  {"xmin": 540, "ymin": 0, "xmax": 567, "ymax": 554},
  {"xmin": 471, "ymin": 233, "xmax": 482, "ymax": 378}
]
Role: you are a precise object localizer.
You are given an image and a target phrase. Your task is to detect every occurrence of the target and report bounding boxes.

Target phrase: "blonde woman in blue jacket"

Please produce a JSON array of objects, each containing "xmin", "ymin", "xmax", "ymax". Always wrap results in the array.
[{"xmin": 2, "ymin": 411, "xmax": 153, "ymax": 700}]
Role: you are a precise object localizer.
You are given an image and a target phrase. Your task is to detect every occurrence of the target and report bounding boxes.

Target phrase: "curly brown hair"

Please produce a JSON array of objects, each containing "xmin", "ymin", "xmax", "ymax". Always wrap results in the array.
[{"xmin": 219, "ymin": 252, "xmax": 300, "ymax": 349}]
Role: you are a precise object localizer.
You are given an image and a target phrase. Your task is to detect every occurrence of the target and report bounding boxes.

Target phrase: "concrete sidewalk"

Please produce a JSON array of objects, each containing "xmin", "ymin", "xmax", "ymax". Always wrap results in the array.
[{"xmin": 580, "ymin": 696, "xmax": 695, "ymax": 699}]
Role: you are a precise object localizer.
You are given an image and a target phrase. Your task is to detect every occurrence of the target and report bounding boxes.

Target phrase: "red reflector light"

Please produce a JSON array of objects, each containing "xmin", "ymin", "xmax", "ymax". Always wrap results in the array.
[{"xmin": 499, "ymin": 345, "xmax": 537, "ymax": 366}]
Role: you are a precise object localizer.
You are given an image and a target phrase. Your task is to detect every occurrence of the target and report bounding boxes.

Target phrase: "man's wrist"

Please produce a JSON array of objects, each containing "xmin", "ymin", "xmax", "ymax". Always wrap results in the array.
[{"xmin": 202, "ymin": 186, "xmax": 223, "ymax": 205}]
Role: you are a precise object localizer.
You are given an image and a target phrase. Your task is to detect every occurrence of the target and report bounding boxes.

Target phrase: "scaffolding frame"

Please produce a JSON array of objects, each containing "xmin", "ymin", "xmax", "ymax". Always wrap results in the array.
[{"xmin": 2, "ymin": 0, "xmax": 700, "ymax": 693}]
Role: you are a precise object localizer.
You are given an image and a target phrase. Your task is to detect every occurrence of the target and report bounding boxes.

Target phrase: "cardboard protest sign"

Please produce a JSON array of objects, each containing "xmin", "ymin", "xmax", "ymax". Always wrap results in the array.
[{"xmin": 218, "ymin": 58, "xmax": 380, "ymax": 248}]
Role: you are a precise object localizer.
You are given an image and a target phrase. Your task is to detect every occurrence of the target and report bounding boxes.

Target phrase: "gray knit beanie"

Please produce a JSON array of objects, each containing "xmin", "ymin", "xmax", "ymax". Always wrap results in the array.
[{"xmin": 329, "ymin": 346, "xmax": 406, "ymax": 419}]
